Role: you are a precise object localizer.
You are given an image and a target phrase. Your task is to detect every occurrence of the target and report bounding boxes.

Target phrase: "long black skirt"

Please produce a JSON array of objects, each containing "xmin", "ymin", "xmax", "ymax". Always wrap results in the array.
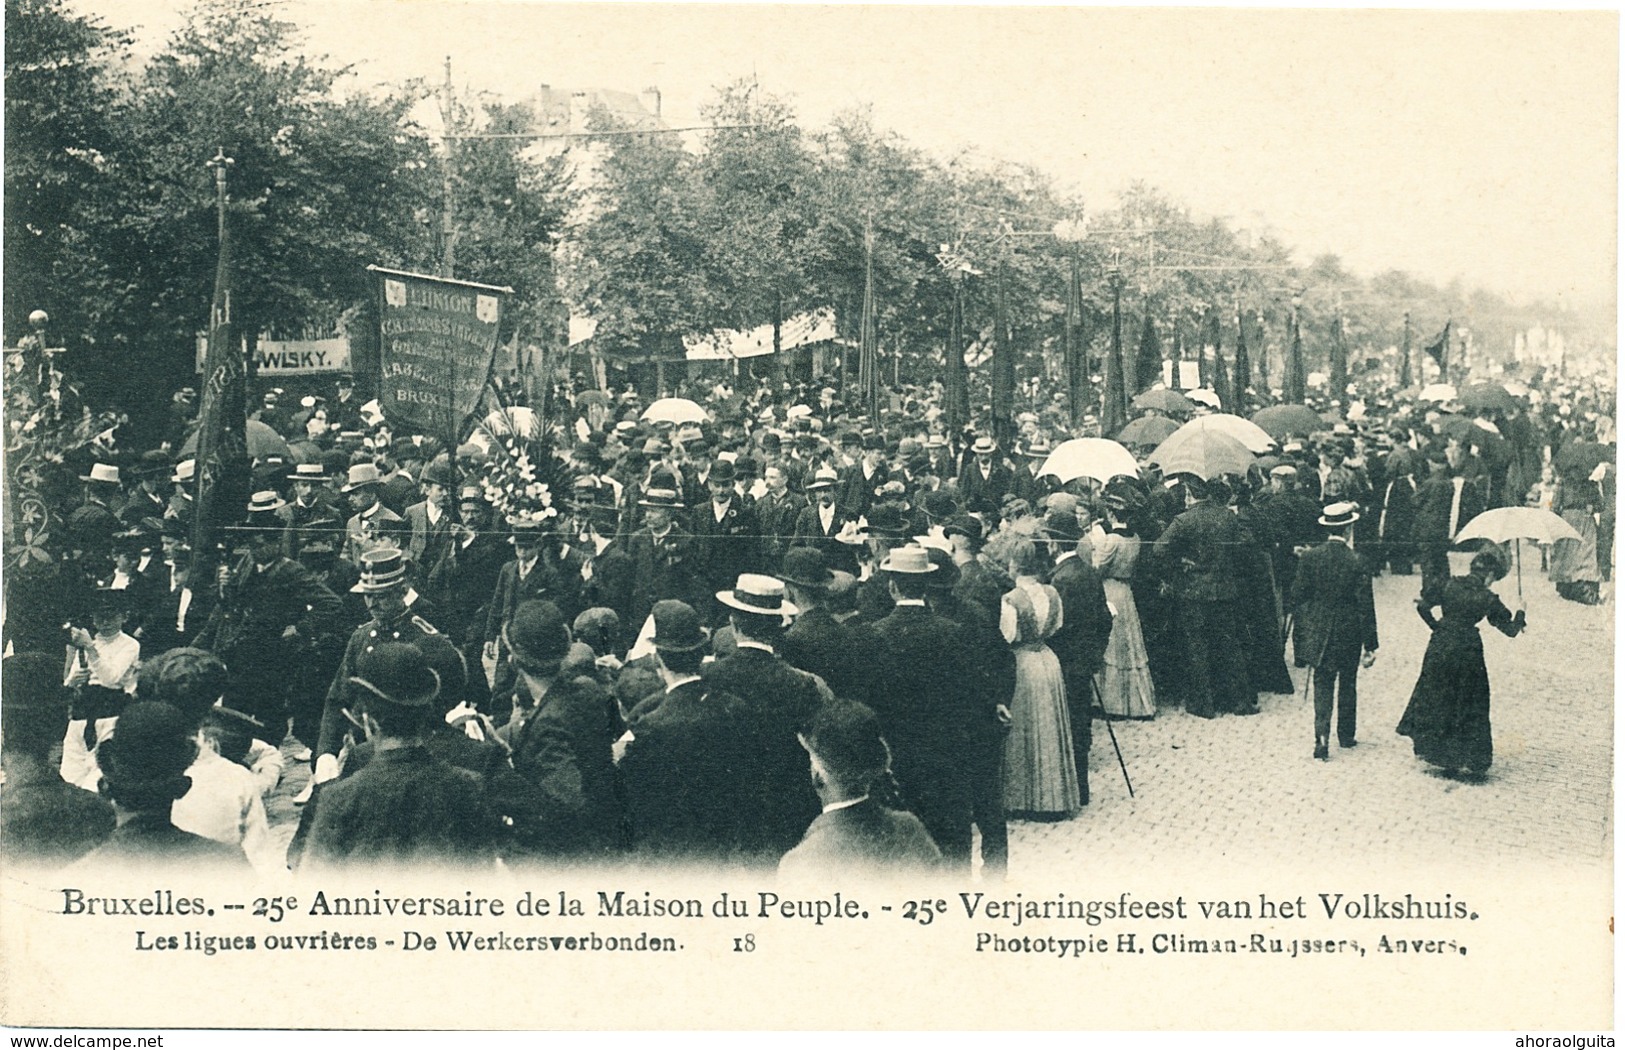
[{"xmin": 1395, "ymin": 624, "xmax": 1494, "ymax": 773}]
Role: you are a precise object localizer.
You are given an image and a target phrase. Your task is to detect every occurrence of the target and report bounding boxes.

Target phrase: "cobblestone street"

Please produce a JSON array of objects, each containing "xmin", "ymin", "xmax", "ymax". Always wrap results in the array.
[{"xmin": 1012, "ymin": 561, "xmax": 1615, "ymax": 875}]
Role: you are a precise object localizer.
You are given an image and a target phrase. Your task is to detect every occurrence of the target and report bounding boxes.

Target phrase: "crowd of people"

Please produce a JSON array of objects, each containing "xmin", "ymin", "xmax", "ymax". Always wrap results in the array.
[{"xmin": 0, "ymin": 363, "xmax": 1615, "ymax": 878}]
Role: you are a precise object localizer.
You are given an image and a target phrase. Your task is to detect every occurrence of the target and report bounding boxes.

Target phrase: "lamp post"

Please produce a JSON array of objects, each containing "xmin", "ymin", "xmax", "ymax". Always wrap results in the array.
[{"xmin": 1052, "ymin": 213, "xmax": 1089, "ymax": 431}]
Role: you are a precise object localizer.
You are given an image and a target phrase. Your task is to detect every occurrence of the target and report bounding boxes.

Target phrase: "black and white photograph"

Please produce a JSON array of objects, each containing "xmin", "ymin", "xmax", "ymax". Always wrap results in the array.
[{"xmin": 0, "ymin": 0, "xmax": 1615, "ymax": 1034}]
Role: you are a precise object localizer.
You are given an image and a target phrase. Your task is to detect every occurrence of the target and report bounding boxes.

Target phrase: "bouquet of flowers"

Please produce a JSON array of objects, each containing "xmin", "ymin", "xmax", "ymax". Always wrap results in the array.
[{"xmin": 474, "ymin": 407, "xmax": 566, "ymax": 525}]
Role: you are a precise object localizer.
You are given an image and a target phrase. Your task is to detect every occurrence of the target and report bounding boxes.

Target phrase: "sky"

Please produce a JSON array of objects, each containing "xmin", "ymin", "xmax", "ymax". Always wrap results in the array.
[{"xmin": 80, "ymin": 1, "xmax": 1619, "ymax": 309}]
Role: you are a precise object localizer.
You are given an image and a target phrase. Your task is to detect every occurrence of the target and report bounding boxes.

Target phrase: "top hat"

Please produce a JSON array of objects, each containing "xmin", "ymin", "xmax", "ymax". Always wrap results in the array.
[
  {"xmin": 287, "ymin": 462, "xmax": 331, "ymax": 483},
  {"xmin": 80, "ymin": 463, "xmax": 121, "ymax": 485},
  {"xmin": 504, "ymin": 600, "xmax": 572, "ymax": 667},
  {"xmin": 349, "ymin": 642, "xmax": 440, "ymax": 709},
  {"xmin": 341, "ymin": 463, "xmax": 383, "ymax": 492},
  {"xmin": 878, "ymin": 544, "xmax": 938, "ymax": 575},
  {"xmin": 1318, "ymin": 501, "xmax": 1360, "ymax": 529},
  {"xmin": 779, "ymin": 547, "xmax": 834, "ymax": 589},
  {"xmin": 970, "ymin": 435, "xmax": 997, "ymax": 455},
  {"xmin": 649, "ymin": 600, "xmax": 710, "ymax": 653},
  {"xmin": 716, "ymin": 574, "xmax": 799, "ymax": 618},
  {"xmin": 351, "ymin": 547, "xmax": 409, "ymax": 593}
]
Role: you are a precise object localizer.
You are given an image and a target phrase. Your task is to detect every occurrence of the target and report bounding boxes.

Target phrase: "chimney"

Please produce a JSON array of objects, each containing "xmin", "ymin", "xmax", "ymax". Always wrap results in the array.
[{"xmin": 640, "ymin": 86, "xmax": 662, "ymax": 118}]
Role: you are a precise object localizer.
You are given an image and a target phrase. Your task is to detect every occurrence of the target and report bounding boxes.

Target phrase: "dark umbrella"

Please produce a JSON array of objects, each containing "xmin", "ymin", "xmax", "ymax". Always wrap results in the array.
[
  {"xmin": 1437, "ymin": 414, "xmax": 1505, "ymax": 451},
  {"xmin": 1131, "ymin": 388, "xmax": 1195, "ymax": 416},
  {"xmin": 1458, "ymin": 383, "xmax": 1518, "ymax": 414},
  {"xmin": 1250, "ymin": 404, "xmax": 1322, "ymax": 440},
  {"xmin": 1555, "ymin": 441, "xmax": 1612, "ymax": 476},
  {"xmin": 179, "ymin": 418, "xmax": 291, "ymax": 462},
  {"xmin": 1117, "ymin": 415, "xmax": 1180, "ymax": 447}
]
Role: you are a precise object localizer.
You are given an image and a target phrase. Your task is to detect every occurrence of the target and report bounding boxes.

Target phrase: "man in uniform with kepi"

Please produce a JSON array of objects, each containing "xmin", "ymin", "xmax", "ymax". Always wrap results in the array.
[{"xmin": 311, "ymin": 547, "xmax": 444, "ymax": 792}]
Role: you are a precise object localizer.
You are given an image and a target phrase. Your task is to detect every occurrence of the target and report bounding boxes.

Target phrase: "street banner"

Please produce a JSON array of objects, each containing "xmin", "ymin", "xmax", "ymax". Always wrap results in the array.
[
  {"xmin": 369, "ymin": 265, "xmax": 512, "ymax": 442},
  {"xmin": 196, "ymin": 335, "xmax": 351, "ymax": 375}
]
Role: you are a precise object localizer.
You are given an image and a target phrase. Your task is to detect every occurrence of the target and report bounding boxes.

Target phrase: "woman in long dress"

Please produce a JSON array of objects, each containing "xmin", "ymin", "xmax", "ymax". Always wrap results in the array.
[
  {"xmin": 990, "ymin": 534, "xmax": 1079, "ymax": 819},
  {"xmin": 1550, "ymin": 468, "xmax": 1603, "ymax": 604},
  {"xmin": 1395, "ymin": 548, "xmax": 1527, "ymax": 780},
  {"xmin": 1091, "ymin": 498, "xmax": 1155, "ymax": 718}
]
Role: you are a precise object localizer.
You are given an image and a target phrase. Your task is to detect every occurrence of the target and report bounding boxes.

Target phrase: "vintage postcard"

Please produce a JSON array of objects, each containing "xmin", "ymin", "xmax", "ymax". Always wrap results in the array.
[{"xmin": 0, "ymin": 0, "xmax": 1614, "ymax": 1033}]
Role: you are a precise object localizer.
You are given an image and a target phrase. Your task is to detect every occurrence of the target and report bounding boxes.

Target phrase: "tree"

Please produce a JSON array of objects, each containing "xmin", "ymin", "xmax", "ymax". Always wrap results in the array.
[{"xmin": 3, "ymin": 0, "xmax": 130, "ymax": 343}]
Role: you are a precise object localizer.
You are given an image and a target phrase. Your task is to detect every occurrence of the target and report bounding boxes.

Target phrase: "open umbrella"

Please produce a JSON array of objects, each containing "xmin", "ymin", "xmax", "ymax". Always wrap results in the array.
[
  {"xmin": 1438, "ymin": 414, "xmax": 1505, "ymax": 451},
  {"xmin": 1116, "ymin": 415, "xmax": 1180, "ymax": 447},
  {"xmin": 1455, "ymin": 506, "xmax": 1583, "ymax": 603},
  {"xmin": 1169, "ymin": 414, "xmax": 1275, "ymax": 454},
  {"xmin": 1118, "ymin": 416, "xmax": 1183, "ymax": 448},
  {"xmin": 1251, "ymin": 404, "xmax": 1323, "ymax": 440},
  {"xmin": 1555, "ymin": 441, "xmax": 1612, "ymax": 477},
  {"xmin": 180, "ymin": 418, "xmax": 290, "ymax": 462},
  {"xmin": 641, "ymin": 397, "xmax": 708, "ymax": 425},
  {"xmin": 1131, "ymin": 388, "xmax": 1195, "ymax": 416},
  {"xmin": 574, "ymin": 389, "xmax": 610, "ymax": 407},
  {"xmin": 1417, "ymin": 383, "xmax": 1457, "ymax": 403},
  {"xmin": 1458, "ymin": 383, "xmax": 1517, "ymax": 414},
  {"xmin": 1037, "ymin": 438, "xmax": 1141, "ymax": 485},
  {"xmin": 1150, "ymin": 427, "xmax": 1255, "ymax": 480}
]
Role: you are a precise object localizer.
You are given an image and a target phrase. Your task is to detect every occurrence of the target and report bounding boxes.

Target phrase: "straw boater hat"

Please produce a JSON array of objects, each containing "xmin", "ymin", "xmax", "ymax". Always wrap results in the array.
[
  {"xmin": 638, "ymin": 484, "xmax": 684, "ymax": 510},
  {"xmin": 287, "ymin": 462, "xmax": 331, "ymax": 483},
  {"xmin": 970, "ymin": 435, "xmax": 997, "ymax": 455},
  {"xmin": 351, "ymin": 547, "xmax": 409, "ymax": 593},
  {"xmin": 1022, "ymin": 437, "xmax": 1054, "ymax": 459},
  {"xmin": 80, "ymin": 463, "xmax": 120, "ymax": 485},
  {"xmin": 878, "ymin": 544, "xmax": 938, "ymax": 575},
  {"xmin": 1318, "ymin": 501, "xmax": 1360, "ymax": 529},
  {"xmin": 507, "ymin": 510, "xmax": 553, "ymax": 543},
  {"xmin": 170, "ymin": 459, "xmax": 196, "ymax": 484},
  {"xmin": 716, "ymin": 573, "xmax": 799, "ymax": 619}
]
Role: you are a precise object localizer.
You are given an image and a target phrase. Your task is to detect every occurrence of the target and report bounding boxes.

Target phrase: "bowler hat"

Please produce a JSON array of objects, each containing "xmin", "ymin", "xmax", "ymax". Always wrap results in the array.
[
  {"xmin": 650, "ymin": 600, "xmax": 710, "ymax": 653},
  {"xmin": 419, "ymin": 460, "xmax": 457, "ymax": 488},
  {"xmin": 864, "ymin": 501, "xmax": 910, "ymax": 538},
  {"xmin": 350, "ymin": 642, "xmax": 440, "ymax": 709},
  {"xmin": 351, "ymin": 547, "xmax": 409, "ymax": 592},
  {"xmin": 716, "ymin": 574, "xmax": 799, "ymax": 618},
  {"xmin": 708, "ymin": 458, "xmax": 737, "ymax": 484},
  {"xmin": 779, "ymin": 547, "xmax": 834, "ymax": 589},
  {"xmin": 504, "ymin": 600, "xmax": 573, "ymax": 667},
  {"xmin": 943, "ymin": 514, "xmax": 985, "ymax": 544},
  {"xmin": 1040, "ymin": 507, "xmax": 1083, "ymax": 543}
]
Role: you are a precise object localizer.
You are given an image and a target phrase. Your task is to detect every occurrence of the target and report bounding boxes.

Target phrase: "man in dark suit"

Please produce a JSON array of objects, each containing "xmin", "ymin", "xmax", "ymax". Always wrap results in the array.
[
  {"xmin": 858, "ymin": 544, "xmax": 988, "ymax": 869},
  {"xmin": 779, "ymin": 699, "xmax": 941, "ymax": 879},
  {"xmin": 193, "ymin": 492, "xmax": 342, "ymax": 736},
  {"xmin": 702, "ymin": 575, "xmax": 828, "ymax": 861},
  {"xmin": 427, "ymin": 486, "xmax": 508, "ymax": 700},
  {"xmin": 279, "ymin": 462, "xmax": 342, "ymax": 561},
  {"xmin": 619, "ymin": 600, "xmax": 754, "ymax": 861},
  {"xmin": 624, "ymin": 481, "xmax": 706, "ymax": 636},
  {"xmin": 837, "ymin": 434, "xmax": 896, "ymax": 521},
  {"xmin": 778, "ymin": 547, "xmax": 867, "ymax": 700},
  {"xmin": 1291, "ymin": 502, "xmax": 1379, "ymax": 759},
  {"xmin": 756, "ymin": 464, "xmax": 806, "ymax": 568},
  {"xmin": 1413, "ymin": 449, "xmax": 1484, "ymax": 598},
  {"xmin": 577, "ymin": 502, "xmax": 636, "ymax": 651},
  {"xmin": 689, "ymin": 458, "xmax": 762, "ymax": 624},
  {"xmin": 1153, "ymin": 475, "xmax": 1258, "ymax": 718},
  {"xmin": 1040, "ymin": 507, "xmax": 1113, "ymax": 807},
  {"xmin": 304, "ymin": 643, "xmax": 500, "ymax": 869},
  {"xmin": 1010, "ymin": 437, "xmax": 1060, "ymax": 508},
  {"xmin": 956, "ymin": 435, "xmax": 1016, "ymax": 510},
  {"xmin": 790, "ymin": 468, "xmax": 855, "ymax": 575},
  {"xmin": 500, "ymin": 600, "xmax": 622, "ymax": 861},
  {"xmin": 483, "ymin": 512, "xmax": 582, "ymax": 708}
]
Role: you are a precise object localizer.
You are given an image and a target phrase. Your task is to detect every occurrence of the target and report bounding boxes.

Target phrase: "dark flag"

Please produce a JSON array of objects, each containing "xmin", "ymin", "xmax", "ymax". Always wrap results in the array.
[
  {"xmin": 1101, "ymin": 275, "xmax": 1127, "ymax": 436},
  {"xmin": 1329, "ymin": 313, "xmax": 1349, "ymax": 403},
  {"xmin": 857, "ymin": 220, "xmax": 881, "ymax": 425},
  {"xmin": 990, "ymin": 261, "xmax": 1015, "ymax": 450},
  {"xmin": 191, "ymin": 152, "xmax": 251, "ymax": 582},
  {"xmin": 1255, "ymin": 309, "xmax": 1271, "ymax": 392},
  {"xmin": 1423, "ymin": 319, "xmax": 1452, "ymax": 372},
  {"xmin": 1064, "ymin": 255, "xmax": 1087, "ymax": 428},
  {"xmin": 1285, "ymin": 309, "xmax": 1306, "ymax": 404},
  {"xmin": 1206, "ymin": 310, "xmax": 1230, "ymax": 411},
  {"xmin": 1134, "ymin": 315, "xmax": 1161, "ymax": 394},
  {"xmin": 1233, "ymin": 301, "xmax": 1252, "ymax": 413},
  {"xmin": 1399, "ymin": 311, "xmax": 1413, "ymax": 389},
  {"xmin": 945, "ymin": 275, "xmax": 969, "ymax": 432}
]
